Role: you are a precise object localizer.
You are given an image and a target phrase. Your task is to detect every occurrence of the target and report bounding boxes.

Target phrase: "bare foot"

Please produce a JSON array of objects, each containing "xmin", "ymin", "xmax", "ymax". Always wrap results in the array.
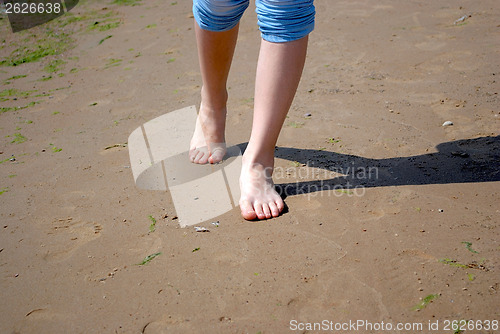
[
  {"xmin": 239, "ymin": 156, "xmax": 285, "ymax": 220},
  {"xmin": 189, "ymin": 95, "xmax": 227, "ymax": 164}
]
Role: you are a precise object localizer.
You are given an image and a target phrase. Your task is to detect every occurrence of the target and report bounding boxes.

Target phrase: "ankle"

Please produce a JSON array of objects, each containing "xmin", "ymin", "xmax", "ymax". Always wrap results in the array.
[
  {"xmin": 242, "ymin": 151, "xmax": 274, "ymax": 171},
  {"xmin": 200, "ymin": 86, "xmax": 228, "ymax": 113}
]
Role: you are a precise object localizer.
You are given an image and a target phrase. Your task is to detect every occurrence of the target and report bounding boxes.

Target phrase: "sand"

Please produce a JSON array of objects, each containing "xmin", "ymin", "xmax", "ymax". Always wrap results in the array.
[{"xmin": 0, "ymin": 0, "xmax": 499, "ymax": 333}]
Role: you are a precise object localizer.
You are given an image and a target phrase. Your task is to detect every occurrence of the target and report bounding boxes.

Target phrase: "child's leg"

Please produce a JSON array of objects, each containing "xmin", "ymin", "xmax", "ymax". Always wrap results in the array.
[
  {"xmin": 239, "ymin": 37, "xmax": 309, "ymax": 220},
  {"xmin": 190, "ymin": 0, "xmax": 249, "ymax": 164},
  {"xmin": 239, "ymin": 0, "xmax": 315, "ymax": 220}
]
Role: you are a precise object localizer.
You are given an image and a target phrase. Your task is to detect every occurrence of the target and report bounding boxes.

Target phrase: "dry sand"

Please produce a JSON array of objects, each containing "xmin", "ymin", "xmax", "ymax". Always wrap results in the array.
[{"xmin": 0, "ymin": 0, "xmax": 499, "ymax": 333}]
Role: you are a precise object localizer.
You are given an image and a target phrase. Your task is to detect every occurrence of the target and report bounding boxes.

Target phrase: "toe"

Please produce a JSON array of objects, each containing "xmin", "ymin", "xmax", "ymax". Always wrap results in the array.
[
  {"xmin": 198, "ymin": 151, "xmax": 210, "ymax": 164},
  {"xmin": 194, "ymin": 148, "xmax": 209, "ymax": 164},
  {"xmin": 240, "ymin": 200, "xmax": 257, "ymax": 220},
  {"xmin": 276, "ymin": 198, "xmax": 285, "ymax": 213},
  {"xmin": 268, "ymin": 202, "xmax": 279, "ymax": 217},
  {"xmin": 192, "ymin": 149, "xmax": 202, "ymax": 163},
  {"xmin": 262, "ymin": 204, "xmax": 272, "ymax": 219},
  {"xmin": 209, "ymin": 150, "xmax": 225, "ymax": 164},
  {"xmin": 254, "ymin": 203, "xmax": 266, "ymax": 220},
  {"xmin": 189, "ymin": 148, "xmax": 197, "ymax": 162}
]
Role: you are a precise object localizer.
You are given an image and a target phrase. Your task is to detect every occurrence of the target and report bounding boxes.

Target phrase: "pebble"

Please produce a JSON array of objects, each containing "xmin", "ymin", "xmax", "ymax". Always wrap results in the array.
[
  {"xmin": 442, "ymin": 121, "xmax": 453, "ymax": 126},
  {"xmin": 304, "ymin": 113, "xmax": 312, "ymax": 117}
]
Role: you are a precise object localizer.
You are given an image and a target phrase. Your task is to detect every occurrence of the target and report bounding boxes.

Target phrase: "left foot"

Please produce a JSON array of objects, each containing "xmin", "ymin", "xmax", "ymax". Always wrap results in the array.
[{"xmin": 239, "ymin": 155, "xmax": 284, "ymax": 220}]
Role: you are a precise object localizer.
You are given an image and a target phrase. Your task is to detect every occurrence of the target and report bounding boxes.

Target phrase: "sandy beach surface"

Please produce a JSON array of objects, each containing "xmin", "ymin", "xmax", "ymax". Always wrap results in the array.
[{"xmin": 1, "ymin": 0, "xmax": 499, "ymax": 333}]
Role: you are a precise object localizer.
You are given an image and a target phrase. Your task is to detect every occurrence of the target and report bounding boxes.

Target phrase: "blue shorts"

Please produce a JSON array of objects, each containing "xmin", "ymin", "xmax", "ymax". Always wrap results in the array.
[{"xmin": 193, "ymin": 0, "xmax": 315, "ymax": 43}]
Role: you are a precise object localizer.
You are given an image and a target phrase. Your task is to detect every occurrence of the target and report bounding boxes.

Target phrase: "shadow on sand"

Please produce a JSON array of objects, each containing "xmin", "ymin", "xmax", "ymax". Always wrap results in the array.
[{"xmin": 237, "ymin": 135, "xmax": 499, "ymax": 199}]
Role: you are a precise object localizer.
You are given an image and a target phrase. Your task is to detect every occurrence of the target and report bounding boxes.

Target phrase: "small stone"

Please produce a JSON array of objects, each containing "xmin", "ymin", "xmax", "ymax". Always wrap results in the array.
[
  {"xmin": 442, "ymin": 121, "xmax": 453, "ymax": 126},
  {"xmin": 304, "ymin": 113, "xmax": 312, "ymax": 117},
  {"xmin": 438, "ymin": 209, "xmax": 444, "ymax": 213}
]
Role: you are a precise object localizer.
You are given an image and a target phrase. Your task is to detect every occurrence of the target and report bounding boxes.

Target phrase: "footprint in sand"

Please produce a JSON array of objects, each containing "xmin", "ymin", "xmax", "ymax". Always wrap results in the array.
[{"xmin": 42, "ymin": 217, "xmax": 102, "ymax": 262}]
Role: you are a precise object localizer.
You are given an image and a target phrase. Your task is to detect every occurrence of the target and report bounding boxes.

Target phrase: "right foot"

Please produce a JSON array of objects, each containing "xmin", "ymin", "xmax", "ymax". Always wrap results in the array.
[{"xmin": 189, "ymin": 92, "xmax": 227, "ymax": 164}]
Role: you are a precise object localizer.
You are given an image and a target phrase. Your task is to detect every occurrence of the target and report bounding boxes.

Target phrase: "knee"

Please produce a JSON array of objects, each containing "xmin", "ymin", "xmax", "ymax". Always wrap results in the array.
[
  {"xmin": 193, "ymin": 0, "xmax": 250, "ymax": 32},
  {"xmin": 256, "ymin": 0, "xmax": 315, "ymax": 43}
]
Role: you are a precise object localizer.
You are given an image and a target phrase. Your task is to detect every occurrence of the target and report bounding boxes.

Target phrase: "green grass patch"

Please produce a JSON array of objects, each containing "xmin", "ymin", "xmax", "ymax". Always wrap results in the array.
[
  {"xmin": 0, "ymin": 31, "xmax": 73, "ymax": 67},
  {"xmin": 439, "ymin": 258, "xmax": 468, "ymax": 268},
  {"xmin": 49, "ymin": 143, "xmax": 62, "ymax": 152},
  {"xmin": 412, "ymin": 294, "xmax": 439, "ymax": 311},
  {"xmin": 89, "ymin": 20, "xmax": 121, "ymax": 32},
  {"xmin": 461, "ymin": 241, "xmax": 479, "ymax": 254},
  {"xmin": 0, "ymin": 88, "xmax": 18, "ymax": 97},
  {"xmin": 335, "ymin": 189, "xmax": 354, "ymax": 195},
  {"xmin": 0, "ymin": 88, "xmax": 36, "ymax": 98},
  {"xmin": 98, "ymin": 35, "xmax": 113, "ymax": 45},
  {"xmin": 38, "ymin": 76, "xmax": 53, "ymax": 81},
  {"xmin": 6, "ymin": 74, "xmax": 27, "ymax": 81},
  {"xmin": 327, "ymin": 137, "xmax": 341, "ymax": 143},
  {"xmin": 0, "ymin": 156, "xmax": 16, "ymax": 164},
  {"xmin": 148, "ymin": 215, "xmax": 156, "ymax": 232},
  {"xmin": 105, "ymin": 58, "xmax": 122, "ymax": 68},
  {"xmin": 44, "ymin": 59, "xmax": 67, "ymax": 73},
  {"xmin": 56, "ymin": 12, "xmax": 85, "ymax": 27},
  {"xmin": 137, "ymin": 252, "xmax": 161, "ymax": 265},
  {"xmin": 111, "ymin": 0, "xmax": 142, "ymax": 5},
  {"xmin": 0, "ymin": 187, "xmax": 9, "ymax": 195},
  {"xmin": 11, "ymin": 133, "xmax": 27, "ymax": 144}
]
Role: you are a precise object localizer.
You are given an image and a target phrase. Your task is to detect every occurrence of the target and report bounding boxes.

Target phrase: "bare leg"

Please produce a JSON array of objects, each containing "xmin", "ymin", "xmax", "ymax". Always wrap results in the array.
[
  {"xmin": 190, "ymin": 23, "xmax": 239, "ymax": 164},
  {"xmin": 240, "ymin": 36, "xmax": 309, "ymax": 220}
]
